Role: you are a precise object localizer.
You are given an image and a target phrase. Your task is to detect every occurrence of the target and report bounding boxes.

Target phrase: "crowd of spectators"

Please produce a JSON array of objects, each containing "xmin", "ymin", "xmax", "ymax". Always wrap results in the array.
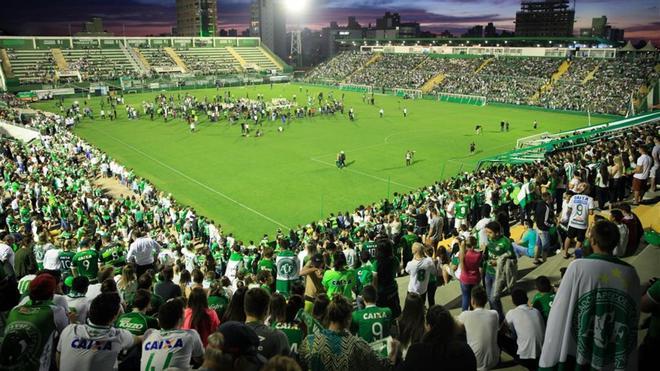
[
  {"xmin": 0, "ymin": 87, "xmax": 658, "ymax": 370},
  {"xmin": 305, "ymin": 51, "xmax": 373, "ymax": 82},
  {"xmin": 308, "ymin": 52, "xmax": 658, "ymax": 115},
  {"xmin": 178, "ymin": 53, "xmax": 237, "ymax": 76},
  {"xmin": 539, "ymin": 54, "xmax": 659, "ymax": 115},
  {"xmin": 347, "ymin": 54, "xmax": 433, "ymax": 89}
]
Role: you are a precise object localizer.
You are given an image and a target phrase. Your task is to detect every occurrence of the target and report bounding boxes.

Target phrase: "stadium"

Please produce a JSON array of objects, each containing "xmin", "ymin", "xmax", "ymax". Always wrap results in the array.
[{"xmin": 0, "ymin": 0, "xmax": 658, "ymax": 370}]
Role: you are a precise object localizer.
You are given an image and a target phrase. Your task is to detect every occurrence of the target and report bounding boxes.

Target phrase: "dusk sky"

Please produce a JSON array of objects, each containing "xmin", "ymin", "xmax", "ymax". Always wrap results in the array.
[{"xmin": 0, "ymin": 0, "xmax": 658, "ymax": 41}]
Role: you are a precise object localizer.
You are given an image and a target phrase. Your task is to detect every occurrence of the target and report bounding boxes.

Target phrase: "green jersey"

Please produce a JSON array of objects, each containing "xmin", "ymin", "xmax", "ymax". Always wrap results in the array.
[
  {"xmin": 257, "ymin": 258, "xmax": 275, "ymax": 275},
  {"xmin": 208, "ymin": 294, "xmax": 230, "ymax": 319},
  {"xmin": 115, "ymin": 311, "xmax": 158, "ymax": 336},
  {"xmin": 454, "ymin": 202, "xmax": 468, "ymax": 219},
  {"xmin": 351, "ymin": 305, "xmax": 392, "ymax": 343},
  {"xmin": 531, "ymin": 292, "xmax": 555, "ymax": 322},
  {"xmin": 272, "ymin": 322, "xmax": 305, "ymax": 354},
  {"xmin": 295, "ymin": 308, "xmax": 324, "ymax": 336},
  {"xmin": 0, "ymin": 301, "xmax": 58, "ymax": 371},
  {"xmin": 72, "ymin": 249, "xmax": 100, "ymax": 281},
  {"xmin": 58, "ymin": 251, "xmax": 76, "ymax": 277},
  {"xmin": 356, "ymin": 262, "xmax": 374, "ymax": 293},
  {"xmin": 483, "ymin": 235, "xmax": 515, "ymax": 276},
  {"xmin": 100, "ymin": 244, "xmax": 126, "ymax": 273},
  {"xmin": 361, "ymin": 241, "xmax": 377, "ymax": 259},
  {"xmin": 322, "ymin": 268, "xmax": 357, "ymax": 299}
]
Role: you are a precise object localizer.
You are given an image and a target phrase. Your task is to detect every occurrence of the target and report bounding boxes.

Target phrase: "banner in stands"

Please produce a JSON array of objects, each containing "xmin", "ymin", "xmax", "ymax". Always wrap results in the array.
[{"xmin": 33, "ymin": 88, "xmax": 75, "ymax": 98}]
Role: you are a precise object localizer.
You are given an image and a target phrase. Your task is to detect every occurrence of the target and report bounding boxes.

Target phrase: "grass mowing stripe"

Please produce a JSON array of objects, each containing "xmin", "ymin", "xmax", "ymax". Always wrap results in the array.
[{"xmin": 90, "ymin": 126, "xmax": 291, "ymax": 230}]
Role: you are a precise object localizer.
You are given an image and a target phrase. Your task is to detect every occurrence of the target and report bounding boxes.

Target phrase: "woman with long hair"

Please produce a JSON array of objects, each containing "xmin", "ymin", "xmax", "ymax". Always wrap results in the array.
[
  {"xmin": 299, "ymin": 294, "xmax": 399, "ymax": 370},
  {"xmin": 458, "ymin": 236, "xmax": 482, "ymax": 312},
  {"xmin": 179, "ymin": 269, "xmax": 192, "ymax": 298},
  {"xmin": 267, "ymin": 292, "xmax": 287, "ymax": 325},
  {"xmin": 609, "ymin": 154, "xmax": 625, "ymax": 202},
  {"xmin": 182, "ymin": 287, "xmax": 220, "ymax": 347},
  {"xmin": 395, "ymin": 292, "xmax": 426, "ymax": 358},
  {"xmin": 400, "ymin": 305, "xmax": 476, "ymax": 370},
  {"xmin": 116, "ymin": 264, "xmax": 137, "ymax": 305},
  {"xmin": 595, "ymin": 162, "xmax": 610, "ymax": 209},
  {"xmin": 222, "ymin": 286, "xmax": 247, "ymax": 323}
]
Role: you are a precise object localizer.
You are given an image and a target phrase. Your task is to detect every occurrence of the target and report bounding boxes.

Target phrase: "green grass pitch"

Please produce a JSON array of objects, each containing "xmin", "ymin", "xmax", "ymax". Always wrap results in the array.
[{"xmin": 34, "ymin": 83, "xmax": 611, "ymax": 240}]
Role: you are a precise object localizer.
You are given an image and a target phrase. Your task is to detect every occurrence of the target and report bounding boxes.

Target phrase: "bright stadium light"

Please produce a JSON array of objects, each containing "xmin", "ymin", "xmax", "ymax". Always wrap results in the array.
[{"xmin": 284, "ymin": 0, "xmax": 308, "ymax": 15}]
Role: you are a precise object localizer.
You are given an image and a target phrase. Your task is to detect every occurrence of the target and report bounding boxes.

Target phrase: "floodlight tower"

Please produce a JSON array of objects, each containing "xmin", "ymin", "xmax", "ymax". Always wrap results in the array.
[{"xmin": 285, "ymin": 0, "xmax": 308, "ymax": 67}]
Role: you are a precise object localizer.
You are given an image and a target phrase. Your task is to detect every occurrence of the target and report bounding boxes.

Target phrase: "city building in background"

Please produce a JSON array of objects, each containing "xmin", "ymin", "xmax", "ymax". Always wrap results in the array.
[
  {"xmin": 174, "ymin": 0, "xmax": 217, "ymax": 37},
  {"xmin": 76, "ymin": 17, "xmax": 113, "ymax": 36},
  {"xmin": 515, "ymin": 0, "xmax": 575, "ymax": 37},
  {"xmin": 579, "ymin": 16, "xmax": 625, "ymax": 42},
  {"xmin": 250, "ymin": 0, "xmax": 287, "ymax": 61}
]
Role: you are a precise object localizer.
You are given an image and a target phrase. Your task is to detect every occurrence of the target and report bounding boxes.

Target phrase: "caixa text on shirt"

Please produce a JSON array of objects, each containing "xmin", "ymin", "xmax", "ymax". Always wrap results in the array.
[
  {"xmin": 144, "ymin": 338, "xmax": 185, "ymax": 351},
  {"xmin": 70, "ymin": 338, "xmax": 113, "ymax": 351}
]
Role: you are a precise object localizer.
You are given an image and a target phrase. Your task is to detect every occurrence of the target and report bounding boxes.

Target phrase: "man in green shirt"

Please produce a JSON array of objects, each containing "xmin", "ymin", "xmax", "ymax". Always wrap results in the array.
[
  {"xmin": 454, "ymin": 199, "xmax": 469, "ymax": 228},
  {"xmin": 116, "ymin": 289, "xmax": 158, "ymax": 335},
  {"xmin": 483, "ymin": 221, "xmax": 515, "ymax": 319},
  {"xmin": 531, "ymin": 275, "xmax": 555, "ymax": 324},
  {"xmin": 72, "ymin": 239, "xmax": 100, "ymax": 282},
  {"xmin": 322, "ymin": 252, "xmax": 357, "ymax": 300},
  {"xmin": 100, "ymin": 236, "xmax": 126, "ymax": 275},
  {"xmin": 355, "ymin": 250, "xmax": 374, "ymax": 294},
  {"xmin": 351, "ymin": 285, "xmax": 392, "ymax": 344},
  {"xmin": 400, "ymin": 225, "xmax": 419, "ymax": 273}
]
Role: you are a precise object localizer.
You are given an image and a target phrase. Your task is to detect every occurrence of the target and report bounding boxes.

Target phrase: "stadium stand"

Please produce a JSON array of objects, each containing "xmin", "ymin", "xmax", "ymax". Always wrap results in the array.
[
  {"xmin": 4, "ymin": 49, "xmax": 55, "ymax": 84},
  {"xmin": 0, "ymin": 33, "xmax": 659, "ymax": 370},
  {"xmin": 306, "ymin": 50, "xmax": 658, "ymax": 115}
]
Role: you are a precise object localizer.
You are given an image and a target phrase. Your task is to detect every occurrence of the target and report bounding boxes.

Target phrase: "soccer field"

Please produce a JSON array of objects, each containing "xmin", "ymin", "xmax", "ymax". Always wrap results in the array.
[{"xmin": 35, "ymin": 83, "xmax": 611, "ymax": 240}]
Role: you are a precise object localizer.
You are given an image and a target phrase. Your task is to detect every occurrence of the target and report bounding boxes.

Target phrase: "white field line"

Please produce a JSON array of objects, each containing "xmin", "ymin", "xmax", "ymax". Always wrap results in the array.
[{"xmin": 95, "ymin": 129, "xmax": 291, "ymax": 230}]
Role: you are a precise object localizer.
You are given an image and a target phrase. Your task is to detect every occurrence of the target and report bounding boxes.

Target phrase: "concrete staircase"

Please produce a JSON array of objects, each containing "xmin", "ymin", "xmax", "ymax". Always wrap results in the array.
[
  {"xmin": 51, "ymin": 48, "xmax": 68, "ymax": 71},
  {"xmin": 420, "ymin": 73, "xmax": 446, "ymax": 93},
  {"xmin": 163, "ymin": 47, "xmax": 188, "ymax": 73},
  {"xmin": 132, "ymin": 48, "xmax": 151, "ymax": 70},
  {"xmin": 0, "ymin": 49, "xmax": 14, "ymax": 78},
  {"xmin": 531, "ymin": 59, "xmax": 572, "ymax": 101},
  {"xmin": 474, "ymin": 57, "xmax": 494, "ymax": 74},
  {"xmin": 225, "ymin": 47, "xmax": 247, "ymax": 70},
  {"xmin": 343, "ymin": 52, "xmax": 382, "ymax": 83},
  {"xmin": 258, "ymin": 46, "xmax": 284, "ymax": 70},
  {"xmin": 582, "ymin": 63, "xmax": 601, "ymax": 84}
]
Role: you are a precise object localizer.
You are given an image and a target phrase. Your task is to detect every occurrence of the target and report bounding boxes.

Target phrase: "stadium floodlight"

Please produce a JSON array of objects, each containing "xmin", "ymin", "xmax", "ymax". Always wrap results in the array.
[{"xmin": 284, "ymin": 0, "xmax": 308, "ymax": 15}]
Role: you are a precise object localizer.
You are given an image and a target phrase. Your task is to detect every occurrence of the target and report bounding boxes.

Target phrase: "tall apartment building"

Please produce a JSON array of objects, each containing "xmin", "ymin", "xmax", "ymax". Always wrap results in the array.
[
  {"xmin": 514, "ymin": 0, "xmax": 575, "ymax": 37},
  {"xmin": 250, "ymin": 0, "xmax": 287, "ymax": 60},
  {"xmin": 175, "ymin": 0, "xmax": 217, "ymax": 37}
]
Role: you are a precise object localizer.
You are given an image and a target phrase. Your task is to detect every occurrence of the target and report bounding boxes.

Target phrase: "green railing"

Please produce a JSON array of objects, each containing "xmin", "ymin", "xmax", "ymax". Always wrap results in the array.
[{"xmin": 478, "ymin": 111, "xmax": 660, "ymax": 166}]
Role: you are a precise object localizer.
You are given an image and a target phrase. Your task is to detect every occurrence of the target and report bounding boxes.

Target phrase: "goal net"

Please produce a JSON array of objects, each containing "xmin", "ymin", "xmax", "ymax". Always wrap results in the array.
[
  {"xmin": 516, "ymin": 131, "xmax": 552, "ymax": 149},
  {"xmin": 394, "ymin": 88, "xmax": 423, "ymax": 99},
  {"xmin": 436, "ymin": 92, "xmax": 487, "ymax": 106},
  {"xmin": 338, "ymin": 83, "xmax": 373, "ymax": 93}
]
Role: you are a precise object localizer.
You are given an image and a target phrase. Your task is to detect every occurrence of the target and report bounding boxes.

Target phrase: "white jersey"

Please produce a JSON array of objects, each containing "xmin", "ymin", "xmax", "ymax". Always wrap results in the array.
[
  {"xmin": 539, "ymin": 255, "xmax": 641, "ymax": 370},
  {"xmin": 343, "ymin": 248, "xmax": 357, "ymax": 269},
  {"xmin": 57, "ymin": 323, "xmax": 134, "ymax": 371},
  {"xmin": 405, "ymin": 257, "xmax": 437, "ymax": 295},
  {"xmin": 43, "ymin": 248, "xmax": 62, "ymax": 270},
  {"xmin": 458, "ymin": 308, "xmax": 500, "ymax": 371},
  {"xmin": 65, "ymin": 293, "xmax": 91, "ymax": 324},
  {"xmin": 141, "ymin": 328, "xmax": 204, "ymax": 371},
  {"xmin": 567, "ymin": 194, "xmax": 594, "ymax": 230}
]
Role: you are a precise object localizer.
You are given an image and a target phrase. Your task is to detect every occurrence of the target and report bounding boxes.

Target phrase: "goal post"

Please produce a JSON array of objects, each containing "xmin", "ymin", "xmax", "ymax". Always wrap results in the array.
[
  {"xmin": 394, "ymin": 88, "xmax": 423, "ymax": 99},
  {"xmin": 516, "ymin": 131, "xmax": 552, "ymax": 149},
  {"xmin": 436, "ymin": 92, "xmax": 487, "ymax": 106}
]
